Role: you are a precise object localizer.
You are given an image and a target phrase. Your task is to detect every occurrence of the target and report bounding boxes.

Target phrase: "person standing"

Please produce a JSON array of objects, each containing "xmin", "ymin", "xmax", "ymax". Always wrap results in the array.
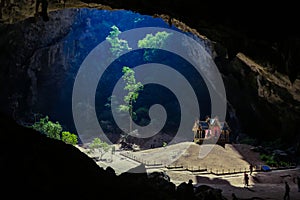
[
  {"xmin": 244, "ymin": 172, "xmax": 249, "ymax": 187},
  {"xmin": 284, "ymin": 181, "xmax": 290, "ymax": 200},
  {"xmin": 249, "ymin": 164, "xmax": 254, "ymax": 175},
  {"xmin": 35, "ymin": 0, "xmax": 49, "ymax": 21},
  {"xmin": 297, "ymin": 176, "xmax": 300, "ymax": 192},
  {"xmin": 232, "ymin": 193, "xmax": 238, "ymax": 200}
]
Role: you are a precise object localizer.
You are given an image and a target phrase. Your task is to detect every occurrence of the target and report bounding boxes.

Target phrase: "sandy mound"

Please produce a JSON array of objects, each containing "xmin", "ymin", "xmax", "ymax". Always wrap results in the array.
[
  {"xmin": 174, "ymin": 143, "xmax": 265, "ymax": 172},
  {"xmin": 130, "ymin": 142, "xmax": 264, "ymax": 173}
]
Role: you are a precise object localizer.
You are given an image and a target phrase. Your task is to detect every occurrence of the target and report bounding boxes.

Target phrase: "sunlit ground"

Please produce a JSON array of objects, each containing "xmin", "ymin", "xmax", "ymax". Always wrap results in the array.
[{"xmin": 76, "ymin": 142, "xmax": 300, "ymax": 199}]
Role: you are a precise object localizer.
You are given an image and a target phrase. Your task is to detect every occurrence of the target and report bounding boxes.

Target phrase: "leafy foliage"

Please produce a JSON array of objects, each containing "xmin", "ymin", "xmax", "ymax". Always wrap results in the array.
[
  {"xmin": 118, "ymin": 66, "xmax": 144, "ymax": 133},
  {"xmin": 105, "ymin": 95, "xmax": 119, "ymax": 108},
  {"xmin": 61, "ymin": 131, "xmax": 78, "ymax": 145},
  {"xmin": 260, "ymin": 153, "xmax": 276, "ymax": 166},
  {"xmin": 32, "ymin": 116, "xmax": 62, "ymax": 140},
  {"xmin": 89, "ymin": 137, "xmax": 111, "ymax": 160},
  {"xmin": 106, "ymin": 25, "xmax": 132, "ymax": 57},
  {"xmin": 239, "ymin": 136, "xmax": 257, "ymax": 146},
  {"xmin": 138, "ymin": 31, "xmax": 172, "ymax": 61},
  {"xmin": 32, "ymin": 115, "xmax": 78, "ymax": 145},
  {"xmin": 162, "ymin": 142, "xmax": 167, "ymax": 147},
  {"xmin": 259, "ymin": 153, "xmax": 290, "ymax": 167},
  {"xmin": 119, "ymin": 66, "xmax": 144, "ymax": 109}
]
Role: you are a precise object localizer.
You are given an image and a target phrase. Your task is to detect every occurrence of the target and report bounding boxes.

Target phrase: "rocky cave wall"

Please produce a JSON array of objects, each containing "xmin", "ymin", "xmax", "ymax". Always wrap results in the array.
[
  {"xmin": 0, "ymin": 0, "xmax": 299, "ymax": 147},
  {"xmin": 75, "ymin": 0, "xmax": 300, "ymax": 145}
]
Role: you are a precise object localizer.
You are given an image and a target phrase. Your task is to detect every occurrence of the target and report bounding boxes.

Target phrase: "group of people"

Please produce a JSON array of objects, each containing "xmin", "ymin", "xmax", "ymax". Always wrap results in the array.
[
  {"xmin": 242, "ymin": 163, "xmax": 300, "ymax": 200},
  {"xmin": 243, "ymin": 164, "xmax": 254, "ymax": 188}
]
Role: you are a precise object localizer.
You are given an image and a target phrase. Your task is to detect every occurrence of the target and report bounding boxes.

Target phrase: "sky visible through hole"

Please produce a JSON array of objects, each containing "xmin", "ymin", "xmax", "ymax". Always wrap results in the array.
[{"xmin": 52, "ymin": 8, "xmax": 212, "ymax": 144}]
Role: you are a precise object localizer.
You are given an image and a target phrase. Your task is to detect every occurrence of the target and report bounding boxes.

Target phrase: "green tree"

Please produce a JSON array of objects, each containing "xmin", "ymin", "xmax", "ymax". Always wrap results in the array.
[
  {"xmin": 162, "ymin": 141, "xmax": 167, "ymax": 147},
  {"xmin": 106, "ymin": 25, "xmax": 132, "ymax": 57},
  {"xmin": 138, "ymin": 31, "xmax": 172, "ymax": 61},
  {"xmin": 32, "ymin": 116, "xmax": 62, "ymax": 140},
  {"xmin": 61, "ymin": 131, "xmax": 78, "ymax": 145},
  {"xmin": 118, "ymin": 66, "xmax": 144, "ymax": 133},
  {"xmin": 89, "ymin": 137, "xmax": 111, "ymax": 161}
]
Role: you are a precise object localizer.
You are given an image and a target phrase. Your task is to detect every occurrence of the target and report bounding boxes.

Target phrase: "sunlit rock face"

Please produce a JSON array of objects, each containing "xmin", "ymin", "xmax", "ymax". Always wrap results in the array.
[{"xmin": 222, "ymin": 53, "xmax": 300, "ymax": 144}]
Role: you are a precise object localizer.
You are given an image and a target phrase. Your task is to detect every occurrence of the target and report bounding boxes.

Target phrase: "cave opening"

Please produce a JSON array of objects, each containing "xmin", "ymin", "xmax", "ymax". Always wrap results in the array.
[
  {"xmin": 0, "ymin": 2, "xmax": 300, "ymax": 199},
  {"xmin": 6, "ymin": 8, "xmax": 218, "ymax": 146}
]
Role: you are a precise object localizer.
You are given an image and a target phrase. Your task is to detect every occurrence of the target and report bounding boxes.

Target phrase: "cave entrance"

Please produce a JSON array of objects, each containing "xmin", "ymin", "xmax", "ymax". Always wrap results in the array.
[{"xmin": 3, "ymin": 7, "xmax": 216, "ymax": 148}]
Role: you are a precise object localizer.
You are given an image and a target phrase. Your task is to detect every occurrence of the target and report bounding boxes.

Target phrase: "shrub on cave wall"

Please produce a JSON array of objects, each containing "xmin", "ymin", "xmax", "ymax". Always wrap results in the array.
[
  {"xmin": 61, "ymin": 131, "xmax": 78, "ymax": 145},
  {"xmin": 138, "ymin": 31, "xmax": 172, "ymax": 61},
  {"xmin": 31, "ymin": 116, "xmax": 78, "ymax": 145},
  {"xmin": 106, "ymin": 25, "xmax": 132, "ymax": 57},
  {"xmin": 31, "ymin": 116, "xmax": 62, "ymax": 140}
]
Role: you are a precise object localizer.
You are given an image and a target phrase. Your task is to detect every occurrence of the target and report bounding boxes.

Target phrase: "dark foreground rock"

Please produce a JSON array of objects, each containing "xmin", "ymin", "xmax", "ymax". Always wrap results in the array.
[{"xmin": 0, "ymin": 112, "xmax": 227, "ymax": 199}]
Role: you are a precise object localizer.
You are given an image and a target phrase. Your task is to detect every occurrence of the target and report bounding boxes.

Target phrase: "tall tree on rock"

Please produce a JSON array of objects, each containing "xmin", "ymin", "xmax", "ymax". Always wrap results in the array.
[{"xmin": 119, "ymin": 66, "xmax": 143, "ymax": 134}]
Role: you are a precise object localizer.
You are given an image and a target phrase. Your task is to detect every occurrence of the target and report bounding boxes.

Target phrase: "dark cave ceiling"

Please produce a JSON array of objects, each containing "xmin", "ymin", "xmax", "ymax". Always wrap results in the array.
[
  {"xmin": 80, "ymin": 0, "xmax": 300, "ymax": 81},
  {"xmin": 84, "ymin": 0, "xmax": 299, "ymax": 38}
]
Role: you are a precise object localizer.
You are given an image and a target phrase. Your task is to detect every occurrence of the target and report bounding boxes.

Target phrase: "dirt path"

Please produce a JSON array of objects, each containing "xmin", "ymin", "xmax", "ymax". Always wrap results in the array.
[
  {"xmin": 165, "ymin": 168, "xmax": 300, "ymax": 200},
  {"xmin": 76, "ymin": 143, "xmax": 300, "ymax": 199}
]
